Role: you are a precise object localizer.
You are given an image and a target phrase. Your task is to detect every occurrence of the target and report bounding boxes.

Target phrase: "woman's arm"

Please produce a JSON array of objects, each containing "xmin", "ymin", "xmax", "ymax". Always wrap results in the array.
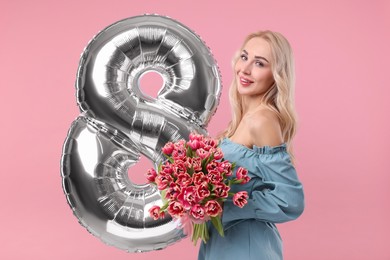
[
  {"xmin": 222, "ymin": 109, "xmax": 304, "ymax": 225},
  {"xmin": 222, "ymin": 151, "xmax": 304, "ymax": 225}
]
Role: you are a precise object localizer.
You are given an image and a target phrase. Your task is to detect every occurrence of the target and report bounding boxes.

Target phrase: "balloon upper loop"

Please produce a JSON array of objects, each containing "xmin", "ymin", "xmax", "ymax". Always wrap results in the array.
[{"xmin": 78, "ymin": 14, "xmax": 221, "ymax": 128}]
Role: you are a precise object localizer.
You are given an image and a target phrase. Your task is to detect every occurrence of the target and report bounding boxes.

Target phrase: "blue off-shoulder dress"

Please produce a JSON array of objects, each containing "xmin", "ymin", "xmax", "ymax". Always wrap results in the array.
[{"xmin": 198, "ymin": 138, "xmax": 304, "ymax": 260}]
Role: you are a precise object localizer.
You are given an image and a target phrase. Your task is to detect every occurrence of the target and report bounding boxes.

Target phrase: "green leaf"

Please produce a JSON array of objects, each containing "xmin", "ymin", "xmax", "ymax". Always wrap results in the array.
[
  {"xmin": 211, "ymin": 216, "xmax": 224, "ymax": 237},
  {"xmin": 186, "ymin": 146, "xmax": 192, "ymax": 157},
  {"xmin": 204, "ymin": 223, "xmax": 210, "ymax": 242},
  {"xmin": 230, "ymin": 179, "xmax": 241, "ymax": 185},
  {"xmin": 231, "ymin": 162, "xmax": 236, "ymax": 169},
  {"xmin": 191, "ymin": 223, "xmax": 210, "ymax": 245},
  {"xmin": 228, "ymin": 192, "xmax": 235, "ymax": 197},
  {"xmin": 160, "ymin": 201, "xmax": 169, "ymax": 211},
  {"xmin": 202, "ymin": 223, "xmax": 209, "ymax": 243},
  {"xmin": 192, "ymin": 223, "xmax": 201, "ymax": 246},
  {"xmin": 160, "ymin": 190, "xmax": 168, "ymax": 204},
  {"xmin": 201, "ymin": 159, "xmax": 207, "ymax": 170}
]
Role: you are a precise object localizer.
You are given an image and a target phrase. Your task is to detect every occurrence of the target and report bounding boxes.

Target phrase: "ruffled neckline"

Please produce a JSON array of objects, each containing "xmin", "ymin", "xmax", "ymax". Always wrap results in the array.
[{"xmin": 221, "ymin": 138, "xmax": 287, "ymax": 154}]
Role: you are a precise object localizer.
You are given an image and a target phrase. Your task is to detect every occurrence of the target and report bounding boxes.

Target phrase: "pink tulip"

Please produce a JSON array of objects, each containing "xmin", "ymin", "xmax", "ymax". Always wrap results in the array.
[
  {"xmin": 167, "ymin": 201, "xmax": 185, "ymax": 218},
  {"xmin": 203, "ymin": 138, "xmax": 217, "ymax": 151},
  {"xmin": 189, "ymin": 133, "xmax": 204, "ymax": 141},
  {"xmin": 207, "ymin": 170, "xmax": 223, "ymax": 184},
  {"xmin": 193, "ymin": 172, "xmax": 208, "ymax": 186},
  {"xmin": 177, "ymin": 186, "xmax": 199, "ymax": 210},
  {"xmin": 173, "ymin": 161, "xmax": 187, "ymax": 177},
  {"xmin": 190, "ymin": 204, "xmax": 205, "ymax": 220},
  {"xmin": 196, "ymin": 149, "xmax": 210, "ymax": 159},
  {"xmin": 196, "ymin": 182, "xmax": 211, "ymax": 200},
  {"xmin": 174, "ymin": 139, "xmax": 186, "ymax": 149},
  {"xmin": 184, "ymin": 157, "xmax": 193, "ymax": 169},
  {"xmin": 213, "ymin": 148, "xmax": 224, "ymax": 160},
  {"xmin": 165, "ymin": 183, "xmax": 181, "ymax": 200},
  {"xmin": 176, "ymin": 173, "xmax": 192, "ymax": 187},
  {"xmin": 149, "ymin": 205, "xmax": 165, "ymax": 220},
  {"xmin": 233, "ymin": 191, "xmax": 249, "ymax": 208},
  {"xmin": 213, "ymin": 183, "xmax": 230, "ymax": 198},
  {"xmin": 206, "ymin": 159, "xmax": 219, "ymax": 172},
  {"xmin": 172, "ymin": 147, "xmax": 186, "ymax": 160},
  {"xmin": 236, "ymin": 167, "xmax": 250, "ymax": 184},
  {"xmin": 204, "ymin": 200, "xmax": 222, "ymax": 217},
  {"xmin": 188, "ymin": 139, "xmax": 202, "ymax": 150},
  {"xmin": 220, "ymin": 162, "xmax": 233, "ymax": 176},
  {"xmin": 146, "ymin": 168, "xmax": 157, "ymax": 182},
  {"xmin": 161, "ymin": 162, "xmax": 174, "ymax": 174},
  {"xmin": 162, "ymin": 142, "xmax": 175, "ymax": 155},
  {"xmin": 155, "ymin": 174, "xmax": 173, "ymax": 190},
  {"xmin": 191, "ymin": 157, "xmax": 202, "ymax": 172}
]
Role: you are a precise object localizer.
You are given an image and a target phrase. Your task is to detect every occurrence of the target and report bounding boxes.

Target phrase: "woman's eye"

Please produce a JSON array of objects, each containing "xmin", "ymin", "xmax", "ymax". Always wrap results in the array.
[
  {"xmin": 255, "ymin": 61, "xmax": 264, "ymax": 67},
  {"xmin": 240, "ymin": 54, "xmax": 247, "ymax": 61}
]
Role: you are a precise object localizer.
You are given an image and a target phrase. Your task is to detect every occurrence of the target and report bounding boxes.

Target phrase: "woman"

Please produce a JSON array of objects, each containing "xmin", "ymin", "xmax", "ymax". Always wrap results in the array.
[{"xmin": 198, "ymin": 31, "xmax": 305, "ymax": 260}]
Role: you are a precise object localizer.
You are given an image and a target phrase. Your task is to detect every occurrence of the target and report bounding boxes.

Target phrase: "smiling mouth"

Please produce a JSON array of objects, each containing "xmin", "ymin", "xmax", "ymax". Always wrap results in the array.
[{"xmin": 239, "ymin": 76, "xmax": 254, "ymax": 86}]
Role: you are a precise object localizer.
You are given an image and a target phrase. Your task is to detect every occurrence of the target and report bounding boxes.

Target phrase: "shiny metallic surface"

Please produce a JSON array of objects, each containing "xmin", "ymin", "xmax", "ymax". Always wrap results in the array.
[
  {"xmin": 76, "ymin": 14, "xmax": 221, "ymax": 132},
  {"xmin": 61, "ymin": 15, "xmax": 221, "ymax": 252}
]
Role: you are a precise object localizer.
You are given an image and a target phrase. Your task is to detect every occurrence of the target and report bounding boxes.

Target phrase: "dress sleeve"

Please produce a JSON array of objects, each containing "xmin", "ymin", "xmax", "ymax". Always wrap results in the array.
[{"xmin": 222, "ymin": 147, "xmax": 305, "ymax": 226}]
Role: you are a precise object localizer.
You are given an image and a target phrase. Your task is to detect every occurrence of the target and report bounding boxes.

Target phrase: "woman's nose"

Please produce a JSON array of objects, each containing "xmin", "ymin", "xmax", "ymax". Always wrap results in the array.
[{"xmin": 241, "ymin": 62, "xmax": 251, "ymax": 75}]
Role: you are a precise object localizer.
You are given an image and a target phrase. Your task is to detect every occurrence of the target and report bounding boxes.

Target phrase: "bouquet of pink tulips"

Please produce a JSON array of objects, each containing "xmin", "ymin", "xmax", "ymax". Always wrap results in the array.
[{"xmin": 146, "ymin": 133, "xmax": 250, "ymax": 245}]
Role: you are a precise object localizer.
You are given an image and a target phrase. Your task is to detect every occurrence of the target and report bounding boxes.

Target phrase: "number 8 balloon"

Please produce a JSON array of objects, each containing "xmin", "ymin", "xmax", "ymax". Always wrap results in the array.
[{"xmin": 60, "ymin": 15, "xmax": 221, "ymax": 252}]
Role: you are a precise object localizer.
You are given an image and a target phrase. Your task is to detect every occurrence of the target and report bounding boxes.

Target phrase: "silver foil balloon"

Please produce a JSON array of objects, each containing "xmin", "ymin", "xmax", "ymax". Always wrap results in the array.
[{"xmin": 61, "ymin": 15, "xmax": 221, "ymax": 252}]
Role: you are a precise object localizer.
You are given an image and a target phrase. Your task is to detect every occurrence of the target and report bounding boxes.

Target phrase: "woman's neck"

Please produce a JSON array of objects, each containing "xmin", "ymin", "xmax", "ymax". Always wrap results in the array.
[{"xmin": 241, "ymin": 95, "xmax": 265, "ymax": 116}]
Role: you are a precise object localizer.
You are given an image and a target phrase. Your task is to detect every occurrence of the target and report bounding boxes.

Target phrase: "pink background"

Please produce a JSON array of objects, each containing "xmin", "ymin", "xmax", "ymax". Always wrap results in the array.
[{"xmin": 1, "ymin": 0, "xmax": 389, "ymax": 259}]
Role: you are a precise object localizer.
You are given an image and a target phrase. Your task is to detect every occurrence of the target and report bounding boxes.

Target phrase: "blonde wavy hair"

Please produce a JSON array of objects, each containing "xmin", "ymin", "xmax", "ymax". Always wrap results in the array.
[{"xmin": 218, "ymin": 31, "xmax": 298, "ymax": 162}]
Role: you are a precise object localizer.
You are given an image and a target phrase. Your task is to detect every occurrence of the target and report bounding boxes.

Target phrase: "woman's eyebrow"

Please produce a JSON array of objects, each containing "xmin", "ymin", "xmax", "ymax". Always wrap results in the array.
[{"xmin": 242, "ymin": 49, "xmax": 269, "ymax": 63}]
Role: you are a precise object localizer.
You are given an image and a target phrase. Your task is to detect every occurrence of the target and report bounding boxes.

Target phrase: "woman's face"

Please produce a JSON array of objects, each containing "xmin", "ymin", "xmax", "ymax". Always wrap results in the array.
[{"xmin": 235, "ymin": 37, "xmax": 274, "ymax": 97}]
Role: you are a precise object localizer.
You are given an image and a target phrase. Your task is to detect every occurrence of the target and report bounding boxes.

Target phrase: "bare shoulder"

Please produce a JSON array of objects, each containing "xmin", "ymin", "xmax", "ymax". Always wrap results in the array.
[{"xmin": 247, "ymin": 107, "xmax": 283, "ymax": 147}]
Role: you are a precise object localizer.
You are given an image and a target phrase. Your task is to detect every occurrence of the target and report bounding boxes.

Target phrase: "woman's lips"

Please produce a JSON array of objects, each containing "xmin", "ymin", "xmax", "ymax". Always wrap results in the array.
[{"xmin": 239, "ymin": 76, "xmax": 254, "ymax": 87}]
